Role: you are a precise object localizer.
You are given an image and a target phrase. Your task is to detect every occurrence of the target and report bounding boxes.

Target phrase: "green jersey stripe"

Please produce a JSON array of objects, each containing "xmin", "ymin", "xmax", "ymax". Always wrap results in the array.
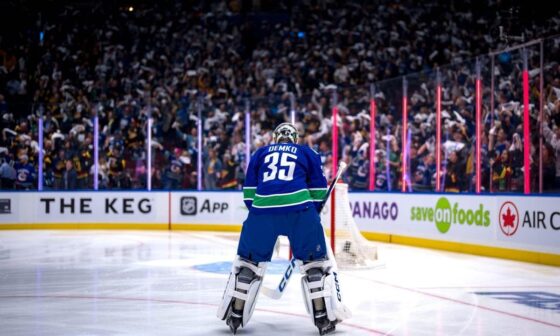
[
  {"xmin": 253, "ymin": 189, "xmax": 312, "ymax": 207},
  {"xmin": 243, "ymin": 188, "xmax": 256, "ymax": 200},
  {"xmin": 309, "ymin": 189, "xmax": 327, "ymax": 200}
]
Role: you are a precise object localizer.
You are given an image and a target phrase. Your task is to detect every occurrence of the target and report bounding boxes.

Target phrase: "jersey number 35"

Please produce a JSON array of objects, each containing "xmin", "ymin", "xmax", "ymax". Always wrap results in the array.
[{"xmin": 263, "ymin": 152, "xmax": 297, "ymax": 182}]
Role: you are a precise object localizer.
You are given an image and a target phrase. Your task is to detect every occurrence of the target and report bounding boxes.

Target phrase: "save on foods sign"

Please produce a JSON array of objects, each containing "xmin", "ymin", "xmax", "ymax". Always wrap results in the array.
[
  {"xmin": 350, "ymin": 192, "xmax": 558, "ymax": 256},
  {"xmin": 410, "ymin": 196, "xmax": 491, "ymax": 234},
  {"xmin": 349, "ymin": 193, "xmax": 497, "ymax": 243}
]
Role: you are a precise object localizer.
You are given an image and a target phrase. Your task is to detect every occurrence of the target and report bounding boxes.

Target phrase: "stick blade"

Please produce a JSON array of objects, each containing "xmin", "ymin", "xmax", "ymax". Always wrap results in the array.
[{"xmin": 260, "ymin": 286, "xmax": 282, "ymax": 300}]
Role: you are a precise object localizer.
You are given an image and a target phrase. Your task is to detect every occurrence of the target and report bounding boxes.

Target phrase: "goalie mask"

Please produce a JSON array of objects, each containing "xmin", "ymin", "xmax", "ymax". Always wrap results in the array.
[{"xmin": 273, "ymin": 123, "xmax": 298, "ymax": 144}]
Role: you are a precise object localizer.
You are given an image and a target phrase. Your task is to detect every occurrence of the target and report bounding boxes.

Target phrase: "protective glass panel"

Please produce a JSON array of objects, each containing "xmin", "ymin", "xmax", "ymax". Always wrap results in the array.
[
  {"xmin": 488, "ymin": 44, "xmax": 543, "ymax": 193},
  {"xmin": 541, "ymin": 37, "xmax": 560, "ymax": 193},
  {"xmin": 374, "ymin": 77, "xmax": 404, "ymax": 192},
  {"xmin": 406, "ymin": 70, "xmax": 438, "ymax": 192}
]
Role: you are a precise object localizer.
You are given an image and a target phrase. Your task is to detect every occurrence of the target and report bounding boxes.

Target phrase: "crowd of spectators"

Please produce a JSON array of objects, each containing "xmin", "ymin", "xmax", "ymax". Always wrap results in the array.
[{"xmin": 0, "ymin": 0, "xmax": 559, "ymax": 192}]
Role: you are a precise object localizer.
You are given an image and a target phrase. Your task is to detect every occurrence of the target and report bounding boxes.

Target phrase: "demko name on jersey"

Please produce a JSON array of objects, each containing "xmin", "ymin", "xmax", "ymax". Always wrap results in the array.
[{"xmin": 267, "ymin": 145, "xmax": 298, "ymax": 154}]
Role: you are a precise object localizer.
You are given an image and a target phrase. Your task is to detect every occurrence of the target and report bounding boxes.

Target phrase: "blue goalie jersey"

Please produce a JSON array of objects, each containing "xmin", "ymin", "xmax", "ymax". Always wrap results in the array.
[{"xmin": 243, "ymin": 143, "xmax": 327, "ymax": 214}]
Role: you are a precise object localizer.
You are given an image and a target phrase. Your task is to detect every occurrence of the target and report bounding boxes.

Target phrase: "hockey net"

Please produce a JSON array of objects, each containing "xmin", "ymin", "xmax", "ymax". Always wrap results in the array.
[{"xmin": 320, "ymin": 183, "xmax": 379, "ymax": 269}]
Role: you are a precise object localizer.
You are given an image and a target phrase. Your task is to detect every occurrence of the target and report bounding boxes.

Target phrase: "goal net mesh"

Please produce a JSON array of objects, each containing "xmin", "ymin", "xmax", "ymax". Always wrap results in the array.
[{"xmin": 321, "ymin": 183, "xmax": 379, "ymax": 269}]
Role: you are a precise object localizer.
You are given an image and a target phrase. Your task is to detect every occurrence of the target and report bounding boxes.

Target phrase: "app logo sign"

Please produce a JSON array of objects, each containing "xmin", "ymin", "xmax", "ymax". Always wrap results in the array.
[
  {"xmin": 181, "ymin": 197, "xmax": 197, "ymax": 215},
  {"xmin": 499, "ymin": 201, "xmax": 519, "ymax": 236},
  {"xmin": 180, "ymin": 197, "xmax": 229, "ymax": 216},
  {"xmin": 0, "ymin": 199, "xmax": 10, "ymax": 214},
  {"xmin": 411, "ymin": 197, "xmax": 491, "ymax": 234}
]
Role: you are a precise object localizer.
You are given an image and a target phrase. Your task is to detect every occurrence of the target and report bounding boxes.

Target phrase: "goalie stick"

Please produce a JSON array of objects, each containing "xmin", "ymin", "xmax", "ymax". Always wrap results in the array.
[{"xmin": 261, "ymin": 161, "xmax": 348, "ymax": 300}]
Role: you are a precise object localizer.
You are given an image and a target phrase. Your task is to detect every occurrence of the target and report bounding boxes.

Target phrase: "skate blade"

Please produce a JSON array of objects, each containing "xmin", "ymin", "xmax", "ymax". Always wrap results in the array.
[
  {"xmin": 318, "ymin": 323, "xmax": 336, "ymax": 335},
  {"xmin": 227, "ymin": 317, "xmax": 241, "ymax": 335},
  {"xmin": 228, "ymin": 322, "xmax": 238, "ymax": 335}
]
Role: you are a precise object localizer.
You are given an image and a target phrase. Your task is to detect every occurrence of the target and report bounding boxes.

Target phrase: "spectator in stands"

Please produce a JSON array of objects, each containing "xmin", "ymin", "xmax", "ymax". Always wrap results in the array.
[
  {"xmin": 347, "ymin": 144, "xmax": 369, "ymax": 190},
  {"xmin": 217, "ymin": 152, "xmax": 238, "ymax": 189},
  {"xmin": 542, "ymin": 143, "xmax": 557, "ymax": 191},
  {"xmin": 492, "ymin": 150, "xmax": 513, "ymax": 192},
  {"xmin": 204, "ymin": 149, "xmax": 222, "ymax": 190},
  {"xmin": 1, "ymin": 0, "xmax": 559, "ymax": 193},
  {"xmin": 52, "ymin": 149, "xmax": 66, "ymax": 189},
  {"xmin": 163, "ymin": 159, "xmax": 183, "ymax": 190},
  {"xmin": 372, "ymin": 150, "xmax": 388, "ymax": 191},
  {"xmin": 444, "ymin": 151, "xmax": 463, "ymax": 193},
  {"xmin": 413, "ymin": 153, "xmax": 436, "ymax": 191},
  {"xmin": 0, "ymin": 153, "xmax": 16, "ymax": 189},
  {"xmin": 543, "ymin": 113, "xmax": 560, "ymax": 190},
  {"xmin": 63, "ymin": 159, "xmax": 77, "ymax": 190},
  {"xmin": 388, "ymin": 134, "xmax": 401, "ymax": 191},
  {"xmin": 508, "ymin": 133, "xmax": 524, "ymax": 192},
  {"xmin": 14, "ymin": 154, "xmax": 34, "ymax": 190},
  {"xmin": 107, "ymin": 147, "xmax": 129, "ymax": 189}
]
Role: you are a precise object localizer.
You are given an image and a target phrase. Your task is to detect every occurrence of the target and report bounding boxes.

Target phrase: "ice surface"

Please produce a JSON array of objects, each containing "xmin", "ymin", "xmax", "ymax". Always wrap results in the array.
[{"xmin": 0, "ymin": 230, "xmax": 559, "ymax": 336}]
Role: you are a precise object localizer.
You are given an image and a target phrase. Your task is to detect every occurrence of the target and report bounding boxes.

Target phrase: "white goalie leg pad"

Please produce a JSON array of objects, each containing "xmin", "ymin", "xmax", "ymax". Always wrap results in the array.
[
  {"xmin": 323, "ymin": 271, "xmax": 352, "ymax": 321},
  {"xmin": 216, "ymin": 256, "xmax": 267, "ymax": 327},
  {"xmin": 300, "ymin": 259, "xmax": 352, "ymax": 323},
  {"xmin": 217, "ymin": 270, "xmax": 237, "ymax": 320},
  {"xmin": 301, "ymin": 272, "xmax": 318, "ymax": 323}
]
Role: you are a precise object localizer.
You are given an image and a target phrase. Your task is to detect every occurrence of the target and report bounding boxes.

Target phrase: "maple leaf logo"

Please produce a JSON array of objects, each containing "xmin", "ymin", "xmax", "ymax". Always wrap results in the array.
[
  {"xmin": 502, "ymin": 207, "xmax": 516, "ymax": 228},
  {"xmin": 499, "ymin": 201, "xmax": 519, "ymax": 237}
]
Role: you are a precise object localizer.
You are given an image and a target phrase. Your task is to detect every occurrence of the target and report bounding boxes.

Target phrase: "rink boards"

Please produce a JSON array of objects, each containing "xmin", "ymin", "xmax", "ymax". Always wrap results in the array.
[{"xmin": 0, "ymin": 191, "xmax": 559, "ymax": 266}]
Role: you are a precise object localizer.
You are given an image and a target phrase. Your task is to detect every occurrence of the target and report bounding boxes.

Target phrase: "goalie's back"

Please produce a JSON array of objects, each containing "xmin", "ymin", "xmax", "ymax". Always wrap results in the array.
[{"xmin": 242, "ymin": 143, "xmax": 327, "ymax": 214}]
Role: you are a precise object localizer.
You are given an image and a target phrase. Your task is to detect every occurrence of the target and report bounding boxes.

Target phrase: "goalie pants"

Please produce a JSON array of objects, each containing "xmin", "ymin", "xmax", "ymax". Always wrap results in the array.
[{"xmin": 237, "ymin": 206, "xmax": 327, "ymax": 263}]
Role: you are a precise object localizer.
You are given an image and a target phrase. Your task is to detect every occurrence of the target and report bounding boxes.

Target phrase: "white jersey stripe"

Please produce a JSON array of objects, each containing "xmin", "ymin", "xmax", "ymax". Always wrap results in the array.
[
  {"xmin": 251, "ymin": 199, "xmax": 313, "ymax": 209},
  {"xmin": 254, "ymin": 188, "xmax": 308, "ymax": 198}
]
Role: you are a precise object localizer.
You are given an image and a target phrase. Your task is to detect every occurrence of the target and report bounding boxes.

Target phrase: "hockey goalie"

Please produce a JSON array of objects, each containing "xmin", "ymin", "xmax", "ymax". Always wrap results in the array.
[{"xmin": 217, "ymin": 123, "xmax": 351, "ymax": 335}]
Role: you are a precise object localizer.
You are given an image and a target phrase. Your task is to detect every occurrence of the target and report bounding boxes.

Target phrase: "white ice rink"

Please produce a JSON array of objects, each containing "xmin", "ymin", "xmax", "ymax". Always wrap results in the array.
[{"xmin": 0, "ymin": 230, "xmax": 559, "ymax": 336}]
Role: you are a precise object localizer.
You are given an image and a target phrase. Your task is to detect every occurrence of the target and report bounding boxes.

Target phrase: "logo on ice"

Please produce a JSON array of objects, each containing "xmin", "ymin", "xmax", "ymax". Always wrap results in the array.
[{"xmin": 410, "ymin": 197, "xmax": 491, "ymax": 234}]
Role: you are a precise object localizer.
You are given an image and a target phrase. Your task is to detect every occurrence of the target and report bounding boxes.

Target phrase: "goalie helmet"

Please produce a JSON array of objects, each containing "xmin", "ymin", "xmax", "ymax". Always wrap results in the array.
[{"xmin": 273, "ymin": 123, "xmax": 298, "ymax": 144}]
